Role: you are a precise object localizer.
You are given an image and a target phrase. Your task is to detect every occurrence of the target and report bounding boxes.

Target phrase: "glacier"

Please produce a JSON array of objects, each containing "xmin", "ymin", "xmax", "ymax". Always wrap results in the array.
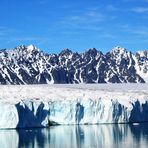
[{"xmin": 0, "ymin": 84, "xmax": 147, "ymax": 129}]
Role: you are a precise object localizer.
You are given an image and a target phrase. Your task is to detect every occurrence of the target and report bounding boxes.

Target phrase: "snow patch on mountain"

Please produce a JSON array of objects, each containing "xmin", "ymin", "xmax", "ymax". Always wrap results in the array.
[{"xmin": 0, "ymin": 45, "xmax": 147, "ymax": 84}]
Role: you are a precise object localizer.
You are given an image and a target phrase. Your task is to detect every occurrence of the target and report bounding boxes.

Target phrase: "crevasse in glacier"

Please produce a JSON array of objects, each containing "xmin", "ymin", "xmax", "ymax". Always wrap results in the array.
[{"xmin": 0, "ymin": 84, "xmax": 147, "ymax": 129}]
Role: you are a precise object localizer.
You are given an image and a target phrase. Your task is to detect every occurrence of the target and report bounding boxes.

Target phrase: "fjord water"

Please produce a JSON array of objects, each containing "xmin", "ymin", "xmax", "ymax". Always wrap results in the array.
[{"xmin": 0, "ymin": 124, "xmax": 148, "ymax": 148}]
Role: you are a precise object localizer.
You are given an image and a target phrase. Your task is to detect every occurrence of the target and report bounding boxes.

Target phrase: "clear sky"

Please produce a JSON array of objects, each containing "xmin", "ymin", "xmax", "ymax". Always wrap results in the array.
[{"xmin": 0, "ymin": 0, "xmax": 148, "ymax": 53}]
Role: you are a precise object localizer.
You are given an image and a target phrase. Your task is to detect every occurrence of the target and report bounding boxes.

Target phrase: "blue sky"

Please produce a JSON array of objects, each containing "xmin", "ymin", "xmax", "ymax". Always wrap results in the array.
[{"xmin": 0, "ymin": 0, "xmax": 148, "ymax": 53}]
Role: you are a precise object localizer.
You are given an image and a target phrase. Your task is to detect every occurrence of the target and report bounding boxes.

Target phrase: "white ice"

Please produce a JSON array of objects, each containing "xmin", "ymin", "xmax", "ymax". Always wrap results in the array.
[{"xmin": 0, "ymin": 84, "xmax": 147, "ymax": 128}]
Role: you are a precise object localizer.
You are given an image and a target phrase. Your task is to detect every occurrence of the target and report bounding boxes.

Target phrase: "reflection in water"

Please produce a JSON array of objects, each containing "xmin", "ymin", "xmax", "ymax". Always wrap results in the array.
[{"xmin": 0, "ymin": 124, "xmax": 148, "ymax": 148}]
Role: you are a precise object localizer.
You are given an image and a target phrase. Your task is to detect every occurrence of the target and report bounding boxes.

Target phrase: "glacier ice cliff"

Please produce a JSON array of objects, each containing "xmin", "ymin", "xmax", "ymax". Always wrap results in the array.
[{"xmin": 0, "ymin": 84, "xmax": 147, "ymax": 129}]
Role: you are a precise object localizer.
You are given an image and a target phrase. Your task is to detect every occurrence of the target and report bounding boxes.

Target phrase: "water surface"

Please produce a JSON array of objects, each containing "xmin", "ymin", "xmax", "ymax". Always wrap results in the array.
[{"xmin": 0, "ymin": 124, "xmax": 148, "ymax": 148}]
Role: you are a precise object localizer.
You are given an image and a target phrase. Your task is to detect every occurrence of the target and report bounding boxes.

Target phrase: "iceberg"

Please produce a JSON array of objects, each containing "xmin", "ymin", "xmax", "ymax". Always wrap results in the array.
[{"xmin": 0, "ymin": 84, "xmax": 147, "ymax": 129}]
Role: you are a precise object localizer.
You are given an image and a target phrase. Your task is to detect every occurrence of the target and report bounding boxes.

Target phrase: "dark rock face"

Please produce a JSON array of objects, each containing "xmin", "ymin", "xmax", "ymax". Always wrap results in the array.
[{"xmin": 0, "ymin": 45, "xmax": 147, "ymax": 84}]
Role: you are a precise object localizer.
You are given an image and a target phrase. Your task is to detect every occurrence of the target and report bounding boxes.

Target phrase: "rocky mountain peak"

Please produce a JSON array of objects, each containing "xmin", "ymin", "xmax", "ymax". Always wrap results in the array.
[
  {"xmin": 59, "ymin": 48, "xmax": 73, "ymax": 56},
  {"xmin": 110, "ymin": 46, "xmax": 127, "ymax": 55},
  {"xmin": 0, "ymin": 45, "xmax": 147, "ymax": 84}
]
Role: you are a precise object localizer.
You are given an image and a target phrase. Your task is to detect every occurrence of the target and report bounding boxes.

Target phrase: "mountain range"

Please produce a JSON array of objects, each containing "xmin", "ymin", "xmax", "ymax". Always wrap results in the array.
[{"xmin": 0, "ymin": 45, "xmax": 147, "ymax": 84}]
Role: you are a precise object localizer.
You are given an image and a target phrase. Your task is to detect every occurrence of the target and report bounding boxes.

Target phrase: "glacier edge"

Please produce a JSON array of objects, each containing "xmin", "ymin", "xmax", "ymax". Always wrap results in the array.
[
  {"xmin": 0, "ymin": 84, "xmax": 147, "ymax": 129},
  {"xmin": 0, "ymin": 98, "xmax": 148, "ymax": 128}
]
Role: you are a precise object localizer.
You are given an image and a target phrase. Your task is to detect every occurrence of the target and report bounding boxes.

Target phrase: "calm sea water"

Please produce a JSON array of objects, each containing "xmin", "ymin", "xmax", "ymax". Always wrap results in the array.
[{"xmin": 0, "ymin": 124, "xmax": 148, "ymax": 148}]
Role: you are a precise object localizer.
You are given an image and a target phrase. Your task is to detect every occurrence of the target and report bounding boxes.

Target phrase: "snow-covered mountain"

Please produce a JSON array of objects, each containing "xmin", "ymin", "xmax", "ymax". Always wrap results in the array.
[{"xmin": 0, "ymin": 45, "xmax": 147, "ymax": 84}]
